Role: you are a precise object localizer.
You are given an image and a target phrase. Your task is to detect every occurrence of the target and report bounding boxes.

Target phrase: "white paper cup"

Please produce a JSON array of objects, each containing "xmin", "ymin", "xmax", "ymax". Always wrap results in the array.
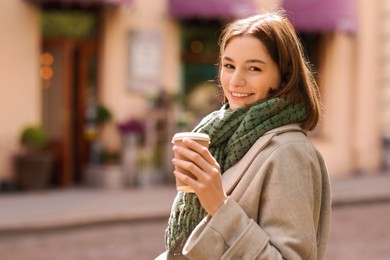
[{"xmin": 171, "ymin": 132, "xmax": 210, "ymax": 193}]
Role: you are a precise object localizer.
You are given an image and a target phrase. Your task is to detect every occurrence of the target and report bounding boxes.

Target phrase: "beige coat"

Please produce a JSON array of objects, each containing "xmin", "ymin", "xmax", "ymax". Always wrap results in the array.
[
  {"xmin": 158, "ymin": 124, "xmax": 331, "ymax": 260},
  {"xmin": 184, "ymin": 124, "xmax": 331, "ymax": 259}
]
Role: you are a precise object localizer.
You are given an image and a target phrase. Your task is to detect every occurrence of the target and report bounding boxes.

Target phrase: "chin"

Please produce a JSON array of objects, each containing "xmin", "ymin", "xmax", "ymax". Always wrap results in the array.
[{"xmin": 229, "ymin": 103, "xmax": 246, "ymax": 110}]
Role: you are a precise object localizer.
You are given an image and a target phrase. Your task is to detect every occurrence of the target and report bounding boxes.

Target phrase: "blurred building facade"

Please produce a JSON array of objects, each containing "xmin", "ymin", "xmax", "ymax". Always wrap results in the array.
[
  {"xmin": 382, "ymin": 0, "xmax": 390, "ymax": 170},
  {"xmin": 0, "ymin": 0, "xmax": 387, "ymax": 190}
]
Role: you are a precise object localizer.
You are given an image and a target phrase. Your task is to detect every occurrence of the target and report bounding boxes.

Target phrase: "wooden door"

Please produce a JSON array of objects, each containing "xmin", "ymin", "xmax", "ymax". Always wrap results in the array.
[{"xmin": 42, "ymin": 39, "xmax": 97, "ymax": 187}]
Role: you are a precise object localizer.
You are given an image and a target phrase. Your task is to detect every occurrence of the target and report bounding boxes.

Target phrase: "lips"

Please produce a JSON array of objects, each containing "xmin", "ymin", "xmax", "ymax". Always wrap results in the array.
[{"xmin": 230, "ymin": 91, "xmax": 253, "ymax": 98}]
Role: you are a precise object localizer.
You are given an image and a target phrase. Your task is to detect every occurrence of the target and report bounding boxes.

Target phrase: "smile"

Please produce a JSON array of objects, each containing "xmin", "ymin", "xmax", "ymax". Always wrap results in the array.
[{"xmin": 230, "ymin": 92, "xmax": 253, "ymax": 98}]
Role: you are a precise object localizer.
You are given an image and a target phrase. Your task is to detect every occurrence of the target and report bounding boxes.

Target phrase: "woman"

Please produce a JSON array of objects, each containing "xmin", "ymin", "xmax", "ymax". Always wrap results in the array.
[{"xmin": 160, "ymin": 11, "xmax": 331, "ymax": 260}]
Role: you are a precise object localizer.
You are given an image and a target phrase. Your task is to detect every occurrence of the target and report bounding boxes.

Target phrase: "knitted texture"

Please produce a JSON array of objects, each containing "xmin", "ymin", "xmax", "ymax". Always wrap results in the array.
[{"xmin": 165, "ymin": 98, "xmax": 308, "ymax": 254}]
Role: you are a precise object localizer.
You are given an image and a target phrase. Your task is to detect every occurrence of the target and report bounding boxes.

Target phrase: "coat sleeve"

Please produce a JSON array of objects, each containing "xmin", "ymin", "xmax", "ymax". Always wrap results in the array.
[{"xmin": 183, "ymin": 141, "xmax": 324, "ymax": 259}]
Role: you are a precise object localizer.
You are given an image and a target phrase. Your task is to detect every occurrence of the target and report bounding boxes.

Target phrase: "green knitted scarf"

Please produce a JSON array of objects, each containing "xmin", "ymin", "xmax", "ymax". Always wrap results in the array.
[{"xmin": 165, "ymin": 98, "xmax": 308, "ymax": 254}]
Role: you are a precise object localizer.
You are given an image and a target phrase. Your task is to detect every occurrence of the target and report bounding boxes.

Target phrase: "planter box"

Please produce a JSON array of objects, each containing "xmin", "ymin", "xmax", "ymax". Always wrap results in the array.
[
  {"xmin": 84, "ymin": 164, "xmax": 125, "ymax": 189},
  {"xmin": 14, "ymin": 153, "xmax": 54, "ymax": 190}
]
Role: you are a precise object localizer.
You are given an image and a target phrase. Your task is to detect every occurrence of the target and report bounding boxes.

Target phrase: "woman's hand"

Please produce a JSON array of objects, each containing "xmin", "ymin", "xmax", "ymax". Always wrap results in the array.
[{"xmin": 172, "ymin": 138, "xmax": 228, "ymax": 216}]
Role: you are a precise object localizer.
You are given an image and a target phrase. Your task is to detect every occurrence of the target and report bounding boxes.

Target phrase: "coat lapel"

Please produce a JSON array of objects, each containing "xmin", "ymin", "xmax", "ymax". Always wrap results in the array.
[
  {"xmin": 221, "ymin": 124, "xmax": 306, "ymax": 195},
  {"xmin": 222, "ymin": 132, "xmax": 276, "ymax": 195}
]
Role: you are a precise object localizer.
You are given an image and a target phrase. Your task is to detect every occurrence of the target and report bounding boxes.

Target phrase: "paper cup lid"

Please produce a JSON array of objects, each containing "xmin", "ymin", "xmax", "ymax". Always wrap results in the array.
[{"xmin": 172, "ymin": 132, "xmax": 210, "ymax": 142}]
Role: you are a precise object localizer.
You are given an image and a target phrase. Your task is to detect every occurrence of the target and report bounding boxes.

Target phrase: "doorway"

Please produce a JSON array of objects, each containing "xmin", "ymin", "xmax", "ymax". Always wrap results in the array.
[{"xmin": 40, "ymin": 9, "xmax": 99, "ymax": 187}]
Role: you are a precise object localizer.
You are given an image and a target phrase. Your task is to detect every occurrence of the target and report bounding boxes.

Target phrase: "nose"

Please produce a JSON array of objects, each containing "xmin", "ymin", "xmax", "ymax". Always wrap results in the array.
[{"xmin": 230, "ymin": 70, "xmax": 246, "ymax": 87}]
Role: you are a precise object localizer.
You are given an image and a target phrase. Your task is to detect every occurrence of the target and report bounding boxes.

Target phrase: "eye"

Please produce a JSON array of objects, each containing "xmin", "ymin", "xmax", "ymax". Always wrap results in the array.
[
  {"xmin": 249, "ymin": 66, "xmax": 262, "ymax": 72},
  {"xmin": 223, "ymin": 63, "xmax": 235, "ymax": 69}
]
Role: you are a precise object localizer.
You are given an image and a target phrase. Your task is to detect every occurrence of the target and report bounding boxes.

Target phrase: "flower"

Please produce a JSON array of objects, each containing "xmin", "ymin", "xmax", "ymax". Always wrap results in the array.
[{"xmin": 117, "ymin": 119, "xmax": 146, "ymax": 135}]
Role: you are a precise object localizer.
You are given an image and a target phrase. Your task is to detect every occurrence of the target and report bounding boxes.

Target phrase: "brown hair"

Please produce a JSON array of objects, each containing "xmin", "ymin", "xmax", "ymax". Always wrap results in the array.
[{"xmin": 218, "ymin": 11, "xmax": 321, "ymax": 130}]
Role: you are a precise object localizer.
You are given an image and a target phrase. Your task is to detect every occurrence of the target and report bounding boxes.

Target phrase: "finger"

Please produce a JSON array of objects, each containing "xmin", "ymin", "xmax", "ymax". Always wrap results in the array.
[
  {"xmin": 173, "ymin": 170, "xmax": 203, "ymax": 191},
  {"xmin": 172, "ymin": 158, "xmax": 207, "ymax": 181},
  {"xmin": 173, "ymin": 145, "xmax": 210, "ymax": 171},
  {"xmin": 173, "ymin": 144, "xmax": 221, "ymax": 179},
  {"xmin": 174, "ymin": 147, "xmax": 221, "ymax": 181},
  {"xmin": 182, "ymin": 139, "xmax": 217, "ymax": 165}
]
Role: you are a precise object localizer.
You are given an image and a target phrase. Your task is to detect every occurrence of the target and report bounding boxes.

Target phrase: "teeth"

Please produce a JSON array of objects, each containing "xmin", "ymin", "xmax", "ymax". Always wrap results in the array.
[{"xmin": 231, "ymin": 92, "xmax": 251, "ymax": 97}]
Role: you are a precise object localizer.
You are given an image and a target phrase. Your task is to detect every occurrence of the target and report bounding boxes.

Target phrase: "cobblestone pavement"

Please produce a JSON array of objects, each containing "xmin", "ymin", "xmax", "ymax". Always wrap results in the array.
[
  {"xmin": 325, "ymin": 202, "xmax": 390, "ymax": 260},
  {"xmin": 0, "ymin": 219, "xmax": 168, "ymax": 260},
  {"xmin": 0, "ymin": 202, "xmax": 389, "ymax": 260}
]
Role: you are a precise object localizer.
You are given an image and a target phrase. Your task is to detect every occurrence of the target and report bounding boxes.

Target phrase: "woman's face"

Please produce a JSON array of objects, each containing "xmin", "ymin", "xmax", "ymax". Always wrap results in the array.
[{"xmin": 220, "ymin": 36, "xmax": 281, "ymax": 110}]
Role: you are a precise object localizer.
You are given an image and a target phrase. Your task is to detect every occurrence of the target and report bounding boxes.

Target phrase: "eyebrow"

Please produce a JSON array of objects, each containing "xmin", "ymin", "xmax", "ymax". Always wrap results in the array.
[{"xmin": 223, "ymin": 56, "xmax": 266, "ymax": 64}]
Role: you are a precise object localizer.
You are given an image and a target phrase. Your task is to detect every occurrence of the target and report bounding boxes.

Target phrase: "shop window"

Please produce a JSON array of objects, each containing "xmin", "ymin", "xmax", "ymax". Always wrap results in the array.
[{"xmin": 180, "ymin": 20, "xmax": 223, "ymax": 119}]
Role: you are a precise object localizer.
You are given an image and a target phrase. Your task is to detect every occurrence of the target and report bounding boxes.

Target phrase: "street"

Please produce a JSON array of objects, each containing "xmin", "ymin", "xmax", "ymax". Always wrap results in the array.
[
  {"xmin": 325, "ymin": 202, "xmax": 390, "ymax": 260},
  {"xmin": 0, "ymin": 202, "xmax": 389, "ymax": 260},
  {"xmin": 0, "ymin": 219, "xmax": 168, "ymax": 260}
]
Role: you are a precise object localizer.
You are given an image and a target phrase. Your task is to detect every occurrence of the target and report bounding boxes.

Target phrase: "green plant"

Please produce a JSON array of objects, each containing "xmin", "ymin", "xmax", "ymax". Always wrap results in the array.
[
  {"xmin": 20, "ymin": 125, "xmax": 48, "ymax": 152},
  {"xmin": 15, "ymin": 125, "xmax": 53, "ymax": 190},
  {"xmin": 96, "ymin": 105, "xmax": 112, "ymax": 125}
]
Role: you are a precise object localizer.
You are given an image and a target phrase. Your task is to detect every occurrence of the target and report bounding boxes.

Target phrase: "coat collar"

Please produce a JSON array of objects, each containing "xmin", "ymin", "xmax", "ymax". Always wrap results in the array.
[
  {"xmin": 222, "ymin": 124, "xmax": 306, "ymax": 195},
  {"xmin": 265, "ymin": 123, "xmax": 306, "ymax": 136}
]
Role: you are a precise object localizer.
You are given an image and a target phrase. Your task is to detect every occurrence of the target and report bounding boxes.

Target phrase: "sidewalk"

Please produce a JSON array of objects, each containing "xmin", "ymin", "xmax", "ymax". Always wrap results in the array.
[
  {"xmin": 331, "ymin": 171, "xmax": 390, "ymax": 206},
  {"xmin": 0, "ymin": 185, "xmax": 177, "ymax": 232},
  {"xmin": 1, "ymin": 172, "xmax": 390, "ymax": 233}
]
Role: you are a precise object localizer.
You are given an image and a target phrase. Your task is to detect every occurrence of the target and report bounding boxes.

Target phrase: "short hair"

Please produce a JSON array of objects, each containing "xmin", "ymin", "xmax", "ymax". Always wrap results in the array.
[{"xmin": 218, "ymin": 11, "xmax": 321, "ymax": 130}]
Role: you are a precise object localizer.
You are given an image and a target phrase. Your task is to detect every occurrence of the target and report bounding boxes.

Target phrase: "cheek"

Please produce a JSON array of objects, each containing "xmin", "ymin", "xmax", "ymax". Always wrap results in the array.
[
  {"xmin": 271, "ymin": 73, "xmax": 282, "ymax": 88},
  {"xmin": 271, "ymin": 68, "xmax": 282, "ymax": 87},
  {"xmin": 220, "ymin": 73, "xmax": 229, "ymax": 90}
]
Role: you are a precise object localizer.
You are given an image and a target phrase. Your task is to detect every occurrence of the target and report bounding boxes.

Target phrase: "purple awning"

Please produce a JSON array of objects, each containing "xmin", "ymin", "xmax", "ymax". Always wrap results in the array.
[
  {"xmin": 27, "ymin": 0, "xmax": 133, "ymax": 6},
  {"xmin": 169, "ymin": 0, "xmax": 256, "ymax": 19},
  {"xmin": 283, "ymin": 0, "xmax": 357, "ymax": 33},
  {"xmin": 169, "ymin": 0, "xmax": 357, "ymax": 33}
]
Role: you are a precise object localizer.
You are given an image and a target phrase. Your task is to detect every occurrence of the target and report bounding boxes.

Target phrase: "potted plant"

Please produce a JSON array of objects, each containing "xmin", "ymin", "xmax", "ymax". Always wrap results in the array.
[
  {"xmin": 84, "ymin": 104, "xmax": 126, "ymax": 189},
  {"xmin": 96, "ymin": 105, "xmax": 112, "ymax": 126},
  {"xmin": 14, "ymin": 125, "xmax": 54, "ymax": 190}
]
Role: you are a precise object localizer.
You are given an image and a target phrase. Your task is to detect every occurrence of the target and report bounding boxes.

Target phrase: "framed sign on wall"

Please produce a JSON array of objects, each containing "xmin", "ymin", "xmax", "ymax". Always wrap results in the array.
[{"xmin": 127, "ymin": 31, "xmax": 162, "ymax": 95}]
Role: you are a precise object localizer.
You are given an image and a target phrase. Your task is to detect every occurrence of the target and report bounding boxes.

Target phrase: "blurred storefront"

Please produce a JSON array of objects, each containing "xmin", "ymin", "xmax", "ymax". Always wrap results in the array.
[
  {"xmin": 0, "ymin": 0, "xmax": 387, "ymax": 190},
  {"xmin": 383, "ymin": 0, "xmax": 390, "ymax": 170}
]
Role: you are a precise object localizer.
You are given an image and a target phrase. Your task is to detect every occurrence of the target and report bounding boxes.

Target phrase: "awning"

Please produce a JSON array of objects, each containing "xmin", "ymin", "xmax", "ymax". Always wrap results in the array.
[
  {"xmin": 169, "ymin": 0, "xmax": 256, "ymax": 19},
  {"xmin": 283, "ymin": 0, "xmax": 357, "ymax": 33},
  {"xmin": 27, "ymin": 0, "xmax": 133, "ymax": 6}
]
